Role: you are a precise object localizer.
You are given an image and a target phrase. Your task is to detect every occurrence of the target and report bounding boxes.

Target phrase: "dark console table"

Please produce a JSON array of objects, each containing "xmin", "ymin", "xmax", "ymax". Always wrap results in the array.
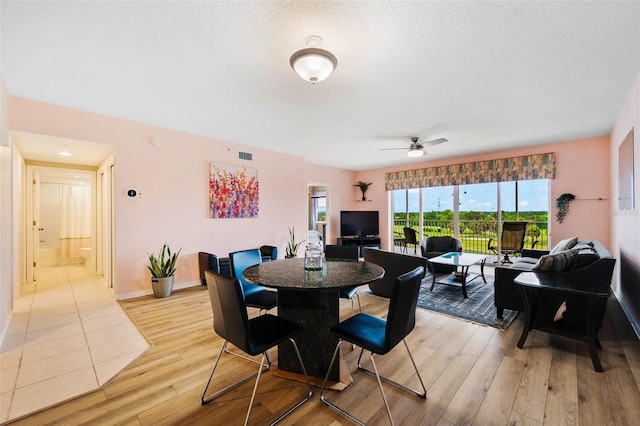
[
  {"xmin": 336, "ymin": 236, "xmax": 381, "ymax": 257},
  {"xmin": 514, "ymin": 272, "xmax": 610, "ymax": 372}
]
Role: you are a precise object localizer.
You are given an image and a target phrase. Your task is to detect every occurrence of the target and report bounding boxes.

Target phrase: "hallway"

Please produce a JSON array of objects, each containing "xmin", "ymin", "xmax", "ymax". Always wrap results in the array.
[{"xmin": 0, "ymin": 266, "xmax": 149, "ymax": 423}]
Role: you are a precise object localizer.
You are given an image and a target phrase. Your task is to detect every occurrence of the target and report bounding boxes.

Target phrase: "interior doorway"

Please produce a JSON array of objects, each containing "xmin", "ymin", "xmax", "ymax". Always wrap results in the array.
[
  {"xmin": 25, "ymin": 165, "xmax": 97, "ymax": 282},
  {"xmin": 308, "ymin": 183, "xmax": 329, "ymax": 250}
]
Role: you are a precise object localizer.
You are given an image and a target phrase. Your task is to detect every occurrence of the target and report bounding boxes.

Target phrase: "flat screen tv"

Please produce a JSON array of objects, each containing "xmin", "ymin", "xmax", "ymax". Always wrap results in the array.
[{"xmin": 340, "ymin": 210, "xmax": 379, "ymax": 237}]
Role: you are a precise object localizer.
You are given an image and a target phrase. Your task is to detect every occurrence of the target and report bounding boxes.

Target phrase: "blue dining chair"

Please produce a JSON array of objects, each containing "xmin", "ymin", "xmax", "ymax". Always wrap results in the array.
[
  {"xmin": 324, "ymin": 244, "xmax": 361, "ymax": 316},
  {"xmin": 229, "ymin": 249, "xmax": 277, "ymax": 313},
  {"xmin": 202, "ymin": 271, "xmax": 312, "ymax": 425},
  {"xmin": 320, "ymin": 266, "xmax": 427, "ymax": 425}
]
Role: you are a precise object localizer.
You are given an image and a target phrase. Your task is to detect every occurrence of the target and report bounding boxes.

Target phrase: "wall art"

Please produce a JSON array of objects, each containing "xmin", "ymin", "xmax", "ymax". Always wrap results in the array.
[{"xmin": 209, "ymin": 163, "xmax": 259, "ymax": 218}]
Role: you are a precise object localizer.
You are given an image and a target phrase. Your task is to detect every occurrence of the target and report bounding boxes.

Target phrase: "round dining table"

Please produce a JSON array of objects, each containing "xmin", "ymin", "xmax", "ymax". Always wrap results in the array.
[{"xmin": 243, "ymin": 257, "xmax": 384, "ymax": 384}]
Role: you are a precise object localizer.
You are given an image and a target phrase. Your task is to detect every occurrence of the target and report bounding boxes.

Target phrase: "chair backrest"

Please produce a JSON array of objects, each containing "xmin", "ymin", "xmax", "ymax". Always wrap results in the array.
[
  {"xmin": 229, "ymin": 249, "xmax": 262, "ymax": 285},
  {"xmin": 198, "ymin": 252, "xmax": 221, "ymax": 285},
  {"xmin": 385, "ymin": 266, "xmax": 424, "ymax": 351},
  {"xmin": 501, "ymin": 221, "xmax": 528, "ymax": 251},
  {"xmin": 259, "ymin": 245, "xmax": 278, "ymax": 261},
  {"xmin": 403, "ymin": 227, "xmax": 418, "ymax": 244},
  {"xmin": 422, "ymin": 236, "xmax": 460, "ymax": 253},
  {"xmin": 204, "ymin": 270, "xmax": 252, "ymax": 353},
  {"xmin": 325, "ymin": 244, "xmax": 359, "ymax": 260}
]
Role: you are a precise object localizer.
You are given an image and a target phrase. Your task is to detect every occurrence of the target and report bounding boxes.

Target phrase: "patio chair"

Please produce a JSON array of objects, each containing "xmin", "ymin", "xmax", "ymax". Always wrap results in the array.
[
  {"xmin": 488, "ymin": 221, "xmax": 528, "ymax": 264},
  {"xmin": 403, "ymin": 227, "xmax": 420, "ymax": 254}
]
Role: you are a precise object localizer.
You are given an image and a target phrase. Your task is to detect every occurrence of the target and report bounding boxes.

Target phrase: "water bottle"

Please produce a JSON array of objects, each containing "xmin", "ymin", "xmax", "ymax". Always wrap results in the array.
[{"xmin": 304, "ymin": 242, "xmax": 323, "ymax": 270}]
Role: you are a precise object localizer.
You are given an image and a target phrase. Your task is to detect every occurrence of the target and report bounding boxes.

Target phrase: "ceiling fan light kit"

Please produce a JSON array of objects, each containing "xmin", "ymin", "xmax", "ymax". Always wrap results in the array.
[
  {"xmin": 380, "ymin": 136, "xmax": 448, "ymax": 158},
  {"xmin": 407, "ymin": 146, "xmax": 425, "ymax": 157},
  {"xmin": 290, "ymin": 36, "xmax": 337, "ymax": 84}
]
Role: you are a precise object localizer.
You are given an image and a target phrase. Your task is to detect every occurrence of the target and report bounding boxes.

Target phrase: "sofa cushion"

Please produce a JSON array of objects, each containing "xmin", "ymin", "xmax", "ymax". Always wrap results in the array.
[
  {"xmin": 532, "ymin": 248, "xmax": 580, "ymax": 272},
  {"xmin": 514, "ymin": 257, "xmax": 539, "ymax": 265},
  {"xmin": 549, "ymin": 236, "xmax": 578, "ymax": 255}
]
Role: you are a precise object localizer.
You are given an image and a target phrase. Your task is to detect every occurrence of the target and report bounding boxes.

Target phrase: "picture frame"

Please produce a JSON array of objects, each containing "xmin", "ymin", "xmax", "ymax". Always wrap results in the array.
[
  {"xmin": 618, "ymin": 128, "xmax": 635, "ymax": 210},
  {"xmin": 209, "ymin": 163, "xmax": 259, "ymax": 218}
]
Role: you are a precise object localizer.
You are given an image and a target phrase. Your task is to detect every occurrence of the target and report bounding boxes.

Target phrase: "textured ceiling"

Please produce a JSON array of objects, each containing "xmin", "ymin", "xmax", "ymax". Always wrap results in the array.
[{"xmin": 2, "ymin": 1, "xmax": 639, "ymax": 171}]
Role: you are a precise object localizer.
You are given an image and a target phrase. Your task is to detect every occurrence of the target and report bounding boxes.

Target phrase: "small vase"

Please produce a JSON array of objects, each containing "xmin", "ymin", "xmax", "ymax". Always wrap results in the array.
[{"xmin": 152, "ymin": 276, "xmax": 174, "ymax": 298}]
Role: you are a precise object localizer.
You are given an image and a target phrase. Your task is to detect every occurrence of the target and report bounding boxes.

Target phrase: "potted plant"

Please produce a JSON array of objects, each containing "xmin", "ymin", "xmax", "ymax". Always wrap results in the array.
[
  {"xmin": 556, "ymin": 193, "xmax": 575, "ymax": 223},
  {"xmin": 354, "ymin": 181, "xmax": 373, "ymax": 201},
  {"xmin": 285, "ymin": 227, "xmax": 305, "ymax": 258},
  {"xmin": 147, "ymin": 243, "xmax": 182, "ymax": 297}
]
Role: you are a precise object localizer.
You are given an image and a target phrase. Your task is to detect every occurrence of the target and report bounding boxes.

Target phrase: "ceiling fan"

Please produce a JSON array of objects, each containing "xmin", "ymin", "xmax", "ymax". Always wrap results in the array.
[{"xmin": 380, "ymin": 136, "xmax": 448, "ymax": 157}]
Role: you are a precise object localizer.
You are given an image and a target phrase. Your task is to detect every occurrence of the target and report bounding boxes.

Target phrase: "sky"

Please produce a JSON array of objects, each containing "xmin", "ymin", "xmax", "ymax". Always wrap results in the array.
[{"xmin": 394, "ymin": 180, "xmax": 550, "ymax": 213}]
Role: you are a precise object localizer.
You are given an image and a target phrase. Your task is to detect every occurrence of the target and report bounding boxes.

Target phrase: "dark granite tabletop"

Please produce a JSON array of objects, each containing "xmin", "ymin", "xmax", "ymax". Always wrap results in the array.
[{"xmin": 243, "ymin": 258, "xmax": 384, "ymax": 290}]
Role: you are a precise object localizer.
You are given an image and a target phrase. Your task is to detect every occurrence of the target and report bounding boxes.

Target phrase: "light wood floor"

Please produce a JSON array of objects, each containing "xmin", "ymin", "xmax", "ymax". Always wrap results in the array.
[{"xmin": 6, "ymin": 282, "xmax": 640, "ymax": 425}]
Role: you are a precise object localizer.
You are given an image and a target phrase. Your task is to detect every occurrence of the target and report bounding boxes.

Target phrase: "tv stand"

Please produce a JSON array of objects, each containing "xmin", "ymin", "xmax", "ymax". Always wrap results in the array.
[{"xmin": 337, "ymin": 236, "xmax": 381, "ymax": 257}]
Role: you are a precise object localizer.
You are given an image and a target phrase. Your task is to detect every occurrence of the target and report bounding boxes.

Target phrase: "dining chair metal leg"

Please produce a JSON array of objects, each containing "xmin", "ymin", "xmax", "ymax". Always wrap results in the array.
[
  {"xmin": 369, "ymin": 352, "xmax": 394, "ymax": 425},
  {"xmin": 223, "ymin": 345, "xmax": 272, "ymax": 366},
  {"xmin": 203, "ymin": 339, "xmax": 310, "ymax": 426},
  {"xmin": 357, "ymin": 339, "xmax": 427, "ymax": 398},
  {"xmin": 320, "ymin": 340, "xmax": 366, "ymax": 426},
  {"xmin": 350, "ymin": 294, "xmax": 362, "ymax": 351},
  {"xmin": 270, "ymin": 337, "xmax": 313, "ymax": 425},
  {"xmin": 201, "ymin": 341, "xmax": 269, "ymax": 405},
  {"xmin": 321, "ymin": 339, "xmax": 426, "ymax": 425}
]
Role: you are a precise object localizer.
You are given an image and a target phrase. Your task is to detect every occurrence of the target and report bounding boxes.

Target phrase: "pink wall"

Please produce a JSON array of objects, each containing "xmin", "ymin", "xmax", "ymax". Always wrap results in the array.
[
  {"xmin": 9, "ymin": 97, "xmax": 356, "ymax": 297},
  {"xmin": 7, "ymin": 96, "xmax": 616, "ymax": 300},
  {"xmin": 356, "ymin": 137, "xmax": 612, "ymax": 249}
]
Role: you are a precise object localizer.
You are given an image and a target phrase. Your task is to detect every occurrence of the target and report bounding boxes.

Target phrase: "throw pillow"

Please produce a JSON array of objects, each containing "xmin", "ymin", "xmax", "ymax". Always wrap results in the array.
[
  {"xmin": 549, "ymin": 236, "xmax": 579, "ymax": 255},
  {"xmin": 532, "ymin": 255, "xmax": 554, "ymax": 271},
  {"xmin": 532, "ymin": 248, "xmax": 580, "ymax": 272},
  {"xmin": 549, "ymin": 248, "xmax": 580, "ymax": 272}
]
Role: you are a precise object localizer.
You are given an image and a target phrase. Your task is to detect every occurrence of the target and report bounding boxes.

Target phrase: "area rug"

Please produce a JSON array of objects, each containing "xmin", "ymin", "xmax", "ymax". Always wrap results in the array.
[{"xmin": 416, "ymin": 273, "xmax": 519, "ymax": 330}]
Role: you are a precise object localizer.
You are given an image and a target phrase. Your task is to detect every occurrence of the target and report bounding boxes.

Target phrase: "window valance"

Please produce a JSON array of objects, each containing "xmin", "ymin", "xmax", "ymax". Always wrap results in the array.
[{"xmin": 384, "ymin": 152, "xmax": 555, "ymax": 191}]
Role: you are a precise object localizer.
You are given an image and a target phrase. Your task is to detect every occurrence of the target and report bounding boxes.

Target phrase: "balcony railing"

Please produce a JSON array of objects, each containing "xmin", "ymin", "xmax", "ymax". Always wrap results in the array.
[{"xmin": 394, "ymin": 219, "xmax": 548, "ymax": 254}]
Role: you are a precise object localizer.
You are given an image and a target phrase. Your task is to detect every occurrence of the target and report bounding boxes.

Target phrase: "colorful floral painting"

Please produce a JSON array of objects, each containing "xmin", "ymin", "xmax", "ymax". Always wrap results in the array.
[{"xmin": 209, "ymin": 163, "xmax": 259, "ymax": 218}]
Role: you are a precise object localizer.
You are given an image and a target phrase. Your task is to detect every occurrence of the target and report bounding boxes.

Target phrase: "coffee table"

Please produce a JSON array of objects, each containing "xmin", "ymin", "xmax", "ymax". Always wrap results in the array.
[{"xmin": 427, "ymin": 252, "xmax": 487, "ymax": 298}]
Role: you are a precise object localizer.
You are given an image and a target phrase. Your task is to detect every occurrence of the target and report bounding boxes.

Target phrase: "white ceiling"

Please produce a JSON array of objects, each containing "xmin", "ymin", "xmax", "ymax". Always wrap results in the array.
[{"xmin": 2, "ymin": 1, "xmax": 639, "ymax": 171}]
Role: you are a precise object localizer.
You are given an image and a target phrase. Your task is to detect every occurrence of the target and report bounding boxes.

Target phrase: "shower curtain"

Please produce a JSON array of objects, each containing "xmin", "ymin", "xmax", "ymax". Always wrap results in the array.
[{"xmin": 59, "ymin": 185, "xmax": 91, "ymax": 258}]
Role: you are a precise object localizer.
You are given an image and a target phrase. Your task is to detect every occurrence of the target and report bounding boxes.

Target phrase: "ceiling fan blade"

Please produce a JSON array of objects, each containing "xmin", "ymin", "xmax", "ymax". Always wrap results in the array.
[
  {"xmin": 379, "ymin": 147, "xmax": 410, "ymax": 151},
  {"xmin": 424, "ymin": 137, "xmax": 448, "ymax": 146}
]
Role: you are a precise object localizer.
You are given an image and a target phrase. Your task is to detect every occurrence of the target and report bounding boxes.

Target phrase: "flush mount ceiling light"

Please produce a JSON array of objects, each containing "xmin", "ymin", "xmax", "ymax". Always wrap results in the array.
[
  {"xmin": 58, "ymin": 145, "xmax": 72, "ymax": 156},
  {"xmin": 290, "ymin": 35, "xmax": 337, "ymax": 84}
]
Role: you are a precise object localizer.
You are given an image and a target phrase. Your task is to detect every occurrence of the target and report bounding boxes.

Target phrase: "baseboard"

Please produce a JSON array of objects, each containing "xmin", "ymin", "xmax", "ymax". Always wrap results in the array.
[
  {"xmin": 116, "ymin": 280, "xmax": 201, "ymax": 300},
  {"xmin": 614, "ymin": 288, "xmax": 640, "ymax": 340}
]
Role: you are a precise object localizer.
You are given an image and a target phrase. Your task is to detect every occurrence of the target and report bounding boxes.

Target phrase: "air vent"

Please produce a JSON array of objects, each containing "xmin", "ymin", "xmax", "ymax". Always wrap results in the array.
[{"xmin": 239, "ymin": 151, "xmax": 253, "ymax": 161}]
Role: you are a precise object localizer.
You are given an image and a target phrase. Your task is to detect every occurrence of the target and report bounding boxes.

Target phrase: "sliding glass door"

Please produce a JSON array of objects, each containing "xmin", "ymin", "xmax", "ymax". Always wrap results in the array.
[{"xmin": 392, "ymin": 180, "xmax": 549, "ymax": 253}]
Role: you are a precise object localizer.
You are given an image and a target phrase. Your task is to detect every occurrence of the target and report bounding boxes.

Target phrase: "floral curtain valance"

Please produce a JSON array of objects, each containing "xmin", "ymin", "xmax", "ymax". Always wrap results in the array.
[{"xmin": 384, "ymin": 152, "xmax": 555, "ymax": 191}]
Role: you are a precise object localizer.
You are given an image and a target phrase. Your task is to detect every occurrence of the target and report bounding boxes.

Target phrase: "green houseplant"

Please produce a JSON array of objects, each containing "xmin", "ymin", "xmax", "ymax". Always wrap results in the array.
[
  {"xmin": 285, "ymin": 227, "xmax": 305, "ymax": 258},
  {"xmin": 147, "ymin": 243, "xmax": 182, "ymax": 297},
  {"xmin": 556, "ymin": 193, "xmax": 575, "ymax": 223},
  {"xmin": 354, "ymin": 181, "xmax": 373, "ymax": 201}
]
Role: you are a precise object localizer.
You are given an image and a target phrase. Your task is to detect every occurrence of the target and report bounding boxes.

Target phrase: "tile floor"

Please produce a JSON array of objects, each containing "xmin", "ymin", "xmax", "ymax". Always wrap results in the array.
[{"xmin": 0, "ymin": 266, "xmax": 150, "ymax": 423}]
